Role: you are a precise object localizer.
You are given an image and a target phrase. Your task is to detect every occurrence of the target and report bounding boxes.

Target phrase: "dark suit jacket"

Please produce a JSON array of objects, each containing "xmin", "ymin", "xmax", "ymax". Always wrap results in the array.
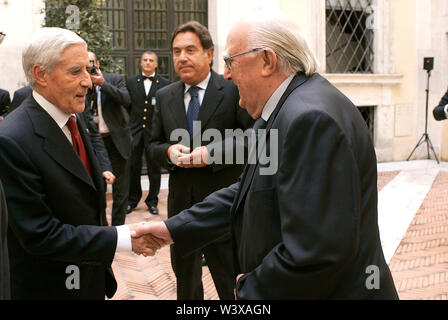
[
  {"xmin": 79, "ymin": 108, "xmax": 112, "ymax": 173},
  {"xmin": 433, "ymin": 89, "xmax": 448, "ymax": 120},
  {"xmin": 127, "ymin": 74, "xmax": 170, "ymax": 147},
  {"xmin": 0, "ymin": 88, "xmax": 10, "ymax": 116},
  {"xmin": 87, "ymin": 72, "xmax": 132, "ymax": 160},
  {"xmin": 164, "ymin": 72, "xmax": 399, "ymax": 299},
  {"xmin": 0, "ymin": 96, "xmax": 118, "ymax": 299},
  {"xmin": 150, "ymin": 70, "xmax": 253, "ymax": 216},
  {"xmin": 9, "ymin": 86, "xmax": 32, "ymax": 112},
  {"xmin": 0, "ymin": 180, "xmax": 10, "ymax": 300}
]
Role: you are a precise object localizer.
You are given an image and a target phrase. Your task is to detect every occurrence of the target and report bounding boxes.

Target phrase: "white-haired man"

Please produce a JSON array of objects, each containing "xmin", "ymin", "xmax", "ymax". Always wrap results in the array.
[
  {"xmin": 133, "ymin": 16, "xmax": 399, "ymax": 299},
  {"xmin": 0, "ymin": 27, "xmax": 159, "ymax": 300}
]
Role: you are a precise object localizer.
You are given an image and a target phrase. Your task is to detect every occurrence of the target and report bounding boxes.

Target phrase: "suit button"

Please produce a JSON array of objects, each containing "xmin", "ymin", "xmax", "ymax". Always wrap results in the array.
[
  {"xmin": 143, "ymin": 117, "xmax": 147, "ymax": 120},
  {"xmin": 142, "ymin": 124, "xmax": 146, "ymax": 128},
  {"xmin": 145, "ymin": 101, "xmax": 148, "ymax": 104},
  {"xmin": 144, "ymin": 108, "xmax": 147, "ymax": 112}
]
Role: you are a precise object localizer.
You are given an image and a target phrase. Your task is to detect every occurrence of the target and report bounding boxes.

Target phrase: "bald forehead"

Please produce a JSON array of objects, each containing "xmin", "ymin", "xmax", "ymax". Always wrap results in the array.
[{"xmin": 225, "ymin": 22, "xmax": 251, "ymax": 53}]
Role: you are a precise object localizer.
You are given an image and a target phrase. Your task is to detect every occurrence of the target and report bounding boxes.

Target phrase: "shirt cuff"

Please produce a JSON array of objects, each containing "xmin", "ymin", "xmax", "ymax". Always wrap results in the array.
[{"xmin": 115, "ymin": 225, "xmax": 132, "ymax": 252}]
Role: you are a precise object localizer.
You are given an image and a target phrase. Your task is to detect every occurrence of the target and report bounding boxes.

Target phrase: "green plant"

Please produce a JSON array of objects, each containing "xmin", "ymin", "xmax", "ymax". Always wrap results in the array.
[{"xmin": 42, "ymin": 0, "xmax": 122, "ymax": 74}]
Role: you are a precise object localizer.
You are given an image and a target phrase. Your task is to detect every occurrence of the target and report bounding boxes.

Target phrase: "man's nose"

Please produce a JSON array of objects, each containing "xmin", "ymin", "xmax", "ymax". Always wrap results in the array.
[{"xmin": 81, "ymin": 70, "xmax": 92, "ymax": 88}]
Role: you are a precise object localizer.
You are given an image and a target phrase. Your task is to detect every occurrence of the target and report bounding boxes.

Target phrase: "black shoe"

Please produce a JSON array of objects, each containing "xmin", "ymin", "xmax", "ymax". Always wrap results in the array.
[
  {"xmin": 126, "ymin": 204, "xmax": 135, "ymax": 214},
  {"xmin": 148, "ymin": 205, "xmax": 159, "ymax": 215}
]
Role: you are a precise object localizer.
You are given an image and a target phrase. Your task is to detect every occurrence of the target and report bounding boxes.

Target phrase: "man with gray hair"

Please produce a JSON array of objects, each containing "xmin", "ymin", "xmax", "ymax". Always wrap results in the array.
[
  {"xmin": 0, "ymin": 27, "xmax": 160, "ymax": 299},
  {"xmin": 133, "ymin": 15, "xmax": 399, "ymax": 299}
]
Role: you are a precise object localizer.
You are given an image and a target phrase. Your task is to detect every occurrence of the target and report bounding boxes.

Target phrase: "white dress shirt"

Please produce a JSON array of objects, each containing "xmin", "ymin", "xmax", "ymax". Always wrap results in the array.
[
  {"xmin": 261, "ymin": 73, "xmax": 295, "ymax": 122},
  {"xmin": 183, "ymin": 72, "xmax": 211, "ymax": 113},
  {"xmin": 32, "ymin": 90, "xmax": 131, "ymax": 252},
  {"xmin": 143, "ymin": 72, "xmax": 156, "ymax": 96}
]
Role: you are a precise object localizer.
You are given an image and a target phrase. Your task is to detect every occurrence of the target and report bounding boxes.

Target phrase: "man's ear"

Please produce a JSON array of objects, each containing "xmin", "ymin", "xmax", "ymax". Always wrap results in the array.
[
  {"xmin": 261, "ymin": 49, "xmax": 278, "ymax": 77},
  {"xmin": 32, "ymin": 64, "xmax": 48, "ymax": 87}
]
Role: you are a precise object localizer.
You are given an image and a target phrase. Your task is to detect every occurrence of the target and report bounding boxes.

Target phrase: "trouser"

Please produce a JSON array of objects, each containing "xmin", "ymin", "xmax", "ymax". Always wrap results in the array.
[
  {"xmin": 170, "ymin": 236, "xmax": 235, "ymax": 300},
  {"xmin": 128, "ymin": 137, "xmax": 161, "ymax": 208},
  {"xmin": 103, "ymin": 136, "xmax": 129, "ymax": 226}
]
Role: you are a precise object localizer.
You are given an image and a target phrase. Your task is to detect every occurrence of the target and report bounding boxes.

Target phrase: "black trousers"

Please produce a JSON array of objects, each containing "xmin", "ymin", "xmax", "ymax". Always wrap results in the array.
[
  {"xmin": 103, "ymin": 136, "xmax": 129, "ymax": 226},
  {"xmin": 169, "ymin": 193, "xmax": 235, "ymax": 300},
  {"xmin": 128, "ymin": 137, "xmax": 161, "ymax": 208},
  {"xmin": 170, "ymin": 237, "xmax": 235, "ymax": 300}
]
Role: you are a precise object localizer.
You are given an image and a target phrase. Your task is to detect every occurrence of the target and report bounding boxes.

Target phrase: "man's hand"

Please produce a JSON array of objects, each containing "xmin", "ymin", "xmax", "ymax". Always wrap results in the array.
[
  {"xmin": 131, "ymin": 221, "xmax": 174, "ymax": 251},
  {"xmin": 177, "ymin": 146, "xmax": 209, "ymax": 168},
  {"xmin": 167, "ymin": 144, "xmax": 191, "ymax": 166},
  {"xmin": 102, "ymin": 171, "xmax": 115, "ymax": 184},
  {"xmin": 128, "ymin": 222, "xmax": 166, "ymax": 257},
  {"xmin": 234, "ymin": 274, "xmax": 244, "ymax": 300},
  {"xmin": 90, "ymin": 70, "xmax": 105, "ymax": 86}
]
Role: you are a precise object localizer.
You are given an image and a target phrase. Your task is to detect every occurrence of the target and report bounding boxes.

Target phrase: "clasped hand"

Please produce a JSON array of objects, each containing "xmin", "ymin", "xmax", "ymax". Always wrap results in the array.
[
  {"xmin": 167, "ymin": 144, "xmax": 210, "ymax": 168},
  {"xmin": 129, "ymin": 221, "xmax": 173, "ymax": 257}
]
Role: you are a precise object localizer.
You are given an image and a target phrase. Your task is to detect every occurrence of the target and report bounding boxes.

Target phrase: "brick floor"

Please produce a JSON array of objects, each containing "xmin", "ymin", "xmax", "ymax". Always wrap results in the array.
[
  {"xmin": 106, "ymin": 168, "xmax": 448, "ymax": 300},
  {"xmin": 107, "ymin": 190, "xmax": 218, "ymax": 300},
  {"xmin": 388, "ymin": 171, "xmax": 448, "ymax": 300}
]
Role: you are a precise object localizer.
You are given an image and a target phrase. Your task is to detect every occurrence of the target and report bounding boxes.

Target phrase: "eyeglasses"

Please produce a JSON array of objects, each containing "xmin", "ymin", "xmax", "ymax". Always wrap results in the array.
[{"xmin": 223, "ymin": 47, "xmax": 266, "ymax": 70}]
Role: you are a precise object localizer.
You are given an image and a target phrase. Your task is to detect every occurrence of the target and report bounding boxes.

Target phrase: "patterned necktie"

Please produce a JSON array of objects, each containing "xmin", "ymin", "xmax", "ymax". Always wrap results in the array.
[
  {"xmin": 67, "ymin": 115, "xmax": 91, "ymax": 176},
  {"xmin": 186, "ymin": 86, "xmax": 201, "ymax": 137}
]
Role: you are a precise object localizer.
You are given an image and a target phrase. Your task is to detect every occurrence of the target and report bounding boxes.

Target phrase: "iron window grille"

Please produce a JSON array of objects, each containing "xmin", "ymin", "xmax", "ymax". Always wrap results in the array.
[{"xmin": 326, "ymin": 0, "xmax": 375, "ymax": 73}]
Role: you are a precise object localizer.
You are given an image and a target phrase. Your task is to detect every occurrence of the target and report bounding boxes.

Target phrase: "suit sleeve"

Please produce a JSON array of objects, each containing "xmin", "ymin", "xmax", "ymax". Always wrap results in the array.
[
  {"xmin": 101, "ymin": 75, "xmax": 131, "ymax": 112},
  {"xmin": 236, "ymin": 111, "xmax": 362, "ymax": 299},
  {"xmin": 164, "ymin": 181, "xmax": 240, "ymax": 254},
  {"xmin": 0, "ymin": 135, "xmax": 117, "ymax": 265},
  {"xmin": 433, "ymin": 89, "xmax": 448, "ymax": 121}
]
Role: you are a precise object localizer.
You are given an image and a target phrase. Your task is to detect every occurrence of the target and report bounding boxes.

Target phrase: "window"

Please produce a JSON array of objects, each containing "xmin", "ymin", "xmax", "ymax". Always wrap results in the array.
[
  {"xmin": 326, "ymin": 0, "xmax": 375, "ymax": 73},
  {"xmin": 97, "ymin": 0, "xmax": 208, "ymax": 79}
]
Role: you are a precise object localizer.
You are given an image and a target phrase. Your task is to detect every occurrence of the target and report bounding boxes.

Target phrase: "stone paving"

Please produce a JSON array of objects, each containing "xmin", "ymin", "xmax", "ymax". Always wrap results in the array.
[{"xmin": 106, "ymin": 160, "xmax": 448, "ymax": 300}]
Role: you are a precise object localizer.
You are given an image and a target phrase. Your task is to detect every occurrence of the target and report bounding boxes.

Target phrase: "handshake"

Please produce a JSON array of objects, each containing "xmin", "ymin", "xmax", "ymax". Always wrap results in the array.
[{"xmin": 129, "ymin": 221, "xmax": 173, "ymax": 257}]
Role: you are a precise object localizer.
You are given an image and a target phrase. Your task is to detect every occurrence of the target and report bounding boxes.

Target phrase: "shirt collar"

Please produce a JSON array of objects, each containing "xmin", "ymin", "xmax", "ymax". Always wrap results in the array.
[
  {"xmin": 184, "ymin": 72, "xmax": 211, "ymax": 94},
  {"xmin": 261, "ymin": 73, "xmax": 295, "ymax": 122},
  {"xmin": 32, "ymin": 90, "xmax": 73, "ymax": 129},
  {"xmin": 142, "ymin": 72, "xmax": 156, "ymax": 79}
]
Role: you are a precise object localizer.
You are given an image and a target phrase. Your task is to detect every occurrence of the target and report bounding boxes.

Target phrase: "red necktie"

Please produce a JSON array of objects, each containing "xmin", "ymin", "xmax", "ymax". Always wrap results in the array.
[{"xmin": 67, "ymin": 115, "xmax": 91, "ymax": 176}]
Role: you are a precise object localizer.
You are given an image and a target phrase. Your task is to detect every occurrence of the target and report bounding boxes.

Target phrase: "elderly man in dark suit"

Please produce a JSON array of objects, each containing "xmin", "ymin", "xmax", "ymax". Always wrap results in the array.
[
  {"xmin": 433, "ymin": 88, "xmax": 448, "ymax": 121},
  {"xmin": 134, "ymin": 16, "xmax": 399, "ymax": 300},
  {"xmin": 126, "ymin": 51, "xmax": 170, "ymax": 215},
  {"xmin": 0, "ymin": 27, "xmax": 159, "ymax": 300},
  {"xmin": 0, "ymin": 88, "xmax": 10, "ymax": 121},
  {"xmin": 149, "ymin": 21, "xmax": 253, "ymax": 300},
  {"xmin": 87, "ymin": 51, "xmax": 132, "ymax": 226}
]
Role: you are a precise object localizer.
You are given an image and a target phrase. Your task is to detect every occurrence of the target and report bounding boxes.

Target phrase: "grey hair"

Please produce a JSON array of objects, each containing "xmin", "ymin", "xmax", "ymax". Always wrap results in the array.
[
  {"xmin": 246, "ymin": 17, "xmax": 318, "ymax": 77},
  {"xmin": 22, "ymin": 27, "xmax": 87, "ymax": 87}
]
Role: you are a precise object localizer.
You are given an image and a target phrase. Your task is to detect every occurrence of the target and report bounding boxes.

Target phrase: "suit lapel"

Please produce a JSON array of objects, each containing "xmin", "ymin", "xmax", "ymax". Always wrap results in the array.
[
  {"xmin": 198, "ymin": 71, "xmax": 224, "ymax": 131},
  {"xmin": 233, "ymin": 72, "xmax": 310, "ymax": 214},
  {"xmin": 27, "ymin": 100, "xmax": 96, "ymax": 189},
  {"xmin": 135, "ymin": 75, "xmax": 147, "ymax": 100},
  {"xmin": 168, "ymin": 82, "xmax": 189, "ymax": 130}
]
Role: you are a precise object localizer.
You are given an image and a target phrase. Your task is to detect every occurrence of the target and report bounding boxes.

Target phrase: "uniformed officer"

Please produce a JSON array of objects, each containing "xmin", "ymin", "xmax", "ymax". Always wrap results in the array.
[{"xmin": 126, "ymin": 51, "xmax": 170, "ymax": 214}]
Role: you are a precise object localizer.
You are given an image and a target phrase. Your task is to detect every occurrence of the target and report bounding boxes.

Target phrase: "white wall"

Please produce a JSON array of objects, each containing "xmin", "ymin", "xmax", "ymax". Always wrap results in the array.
[{"xmin": 0, "ymin": 0, "xmax": 45, "ymax": 94}]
